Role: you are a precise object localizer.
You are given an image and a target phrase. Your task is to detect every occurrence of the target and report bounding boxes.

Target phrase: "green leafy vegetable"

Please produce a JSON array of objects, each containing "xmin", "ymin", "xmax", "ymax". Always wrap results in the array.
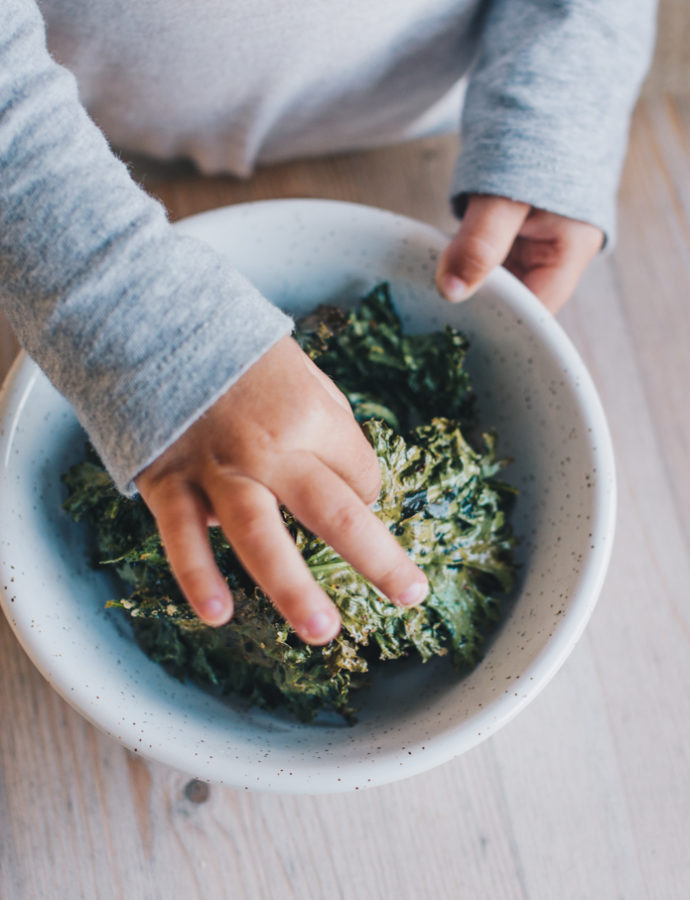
[
  {"xmin": 296, "ymin": 282, "xmax": 475, "ymax": 430},
  {"xmin": 62, "ymin": 283, "xmax": 517, "ymax": 723}
]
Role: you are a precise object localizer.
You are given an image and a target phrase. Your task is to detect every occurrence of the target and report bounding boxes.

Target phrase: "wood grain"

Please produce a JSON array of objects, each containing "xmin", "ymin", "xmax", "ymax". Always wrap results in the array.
[
  {"xmin": 2, "ymin": 100, "xmax": 690, "ymax": 899},
  {"xmin": 643, "ymin": 0, "xmax": 690, "ymax": 97}
]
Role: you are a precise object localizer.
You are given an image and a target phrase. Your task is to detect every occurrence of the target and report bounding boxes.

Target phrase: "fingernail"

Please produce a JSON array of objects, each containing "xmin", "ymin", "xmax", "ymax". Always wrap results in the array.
[
  {"xmin": 200, "ymin": 596, "xmax": 231, "ymax": 623},
  {"xmin": 441, "ymin": 274, "xmax": 469, "ymax": 303},
  {"xmin": 397, "ymin": 580, "xmax": 429, "ymax": 607},
  {"xmin": 302, "ymin": 610, "xmax": 338, "ymax": 643}
]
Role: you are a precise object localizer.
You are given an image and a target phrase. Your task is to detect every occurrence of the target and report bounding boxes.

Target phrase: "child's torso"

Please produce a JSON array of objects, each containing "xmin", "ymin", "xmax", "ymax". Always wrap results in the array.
[{"xmin": 39, "ymin": 0, "xmax": 482, "ymax": 173}]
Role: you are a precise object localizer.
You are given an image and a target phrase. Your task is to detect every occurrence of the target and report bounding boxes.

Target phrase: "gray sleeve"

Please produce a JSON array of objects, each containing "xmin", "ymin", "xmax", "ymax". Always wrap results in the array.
[
  {"xmin": 0, "ymin": 0, "xmax": 293, "ymax": 495},
  {"xmin": 453, "ymin": 0, "xmax": 658, "ymax": 243}
]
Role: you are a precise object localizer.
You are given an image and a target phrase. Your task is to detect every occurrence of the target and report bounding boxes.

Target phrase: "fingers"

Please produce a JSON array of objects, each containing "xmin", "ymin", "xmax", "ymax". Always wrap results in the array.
[
  {"xmin": 274, "ymin": 452, "xmax": 429, "ymax": 609},
  {"xmin": 436, "ymin": 195, "xmax": 530, "ymax": 303},
  {"xmin": 511, "ymin": 261, "xmax": 585, "ymax": 314},
  {"xmin": 503, "ymin": 213, "xmax": 604, "ymax": 312},
  {"xmin": 315, "ymin": 414, "xmax": 383, "ymax": 507},
  {"xmin": 302, "ymin": 352, "xmax": 352, "ymax": 415},
  {"xmin": 142, "ymin": 482, "xmax": 234, "ymax": 626},
  {"xmin": 301, "ymin": 357, "xmax": 382, "ymax": 505},
  {"xmin": 211, "ymin": 473, "xmax": 341, "ymax": 645},
  {"xmin": 438, "ymin": 197, "xmax": 603, "ymax": 312}
]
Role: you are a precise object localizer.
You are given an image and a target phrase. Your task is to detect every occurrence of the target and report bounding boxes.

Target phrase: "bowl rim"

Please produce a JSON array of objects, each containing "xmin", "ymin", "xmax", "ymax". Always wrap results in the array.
[{"xmin": 0, "ymin": 198, "xmax": 617, "ymax": 792}]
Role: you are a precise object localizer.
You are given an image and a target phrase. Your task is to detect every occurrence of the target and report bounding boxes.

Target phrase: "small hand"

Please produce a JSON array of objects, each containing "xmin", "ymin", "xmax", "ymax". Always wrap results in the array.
[
  {"xmin": 436, "ymin": 194, "xmax": 604, "ymax": 313},
  {"xmin": 136, "ymin": 336, "xmax": 429, "ymax": 645}
]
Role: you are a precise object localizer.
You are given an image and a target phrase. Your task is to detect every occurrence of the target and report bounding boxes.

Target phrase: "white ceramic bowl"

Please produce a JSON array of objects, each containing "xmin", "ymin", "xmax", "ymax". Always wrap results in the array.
[{"xmin": 0, "ymin": 200, "xmax": 615, "ymax": 793}]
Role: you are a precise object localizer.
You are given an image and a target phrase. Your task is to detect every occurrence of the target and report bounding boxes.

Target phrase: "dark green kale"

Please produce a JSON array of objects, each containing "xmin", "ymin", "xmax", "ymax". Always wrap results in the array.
[
  {"xmin": 296, "ymin": 282, "xmax": 475, "ymax": 431},
  {"xmin": 62, "ymin": 283, "xmax": 517, "ymax": 723}
]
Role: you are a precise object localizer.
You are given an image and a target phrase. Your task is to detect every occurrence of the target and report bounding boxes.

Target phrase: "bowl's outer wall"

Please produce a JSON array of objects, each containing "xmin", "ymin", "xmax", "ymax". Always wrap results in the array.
[{"xmin": 0, "ymin": 200, "xmax": 616, "ymax": 793}]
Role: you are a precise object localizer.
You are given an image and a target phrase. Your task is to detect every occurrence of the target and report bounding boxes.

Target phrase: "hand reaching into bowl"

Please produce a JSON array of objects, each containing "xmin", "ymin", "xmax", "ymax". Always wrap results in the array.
[
  {"xmin": 136, "ymin": 335, "xmax": 429, "ymax": 645},
  {"xmin": 436, "ymin": 194, "xmax": 604, "ymax": 313}
]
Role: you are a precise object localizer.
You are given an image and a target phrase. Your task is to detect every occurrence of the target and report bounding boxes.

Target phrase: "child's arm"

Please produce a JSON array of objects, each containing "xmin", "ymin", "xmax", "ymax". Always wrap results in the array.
[
  {"xmin": 437, "ymin": 0, "xmax": 657, "ymax": 310},
  {"xmin": 1, "ymin": 0, "xmax": 427, "ymax": 643}
]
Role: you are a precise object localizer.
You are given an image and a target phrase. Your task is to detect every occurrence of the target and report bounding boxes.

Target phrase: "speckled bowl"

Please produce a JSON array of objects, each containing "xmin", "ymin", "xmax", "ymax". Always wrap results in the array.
[{"xmin": 0, "ymin": 199, "xmax": 615, "ymax": 793}]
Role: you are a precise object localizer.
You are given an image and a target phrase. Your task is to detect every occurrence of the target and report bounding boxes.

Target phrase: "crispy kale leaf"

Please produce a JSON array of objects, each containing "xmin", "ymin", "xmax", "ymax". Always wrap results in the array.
[
  {"xmin": 296, "ymin": 282, "xmax": 475, "ymax": 431},
  {"xmin": 62, "ymin": 283, "xmax": 517, "ymax": 723}
]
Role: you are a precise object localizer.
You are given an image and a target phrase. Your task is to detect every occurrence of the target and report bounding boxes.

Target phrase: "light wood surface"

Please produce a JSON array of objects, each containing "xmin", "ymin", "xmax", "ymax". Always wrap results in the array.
[
  {"xmin": 2, "ymin": 96, "xmax": 690, "ymax": 899},
  {"xmin": 644, "ymin": 0, "xmax": 690, "ymax": 96}
]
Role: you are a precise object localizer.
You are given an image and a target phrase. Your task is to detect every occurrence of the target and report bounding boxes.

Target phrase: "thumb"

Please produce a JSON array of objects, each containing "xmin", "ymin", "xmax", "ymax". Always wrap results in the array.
[{"xmin": 436, "ymin": 195, "xmax": 530, "ymax": 302}]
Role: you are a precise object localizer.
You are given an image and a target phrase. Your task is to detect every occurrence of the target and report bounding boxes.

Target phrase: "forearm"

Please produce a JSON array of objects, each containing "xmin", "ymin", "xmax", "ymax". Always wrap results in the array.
[
  {"xmin": 454, "ymin": 0, "xmax": 657, "ymax": 243},
  {"xmin": 0, "ymin": 0, "xmax": 292, "ymax": 494}
]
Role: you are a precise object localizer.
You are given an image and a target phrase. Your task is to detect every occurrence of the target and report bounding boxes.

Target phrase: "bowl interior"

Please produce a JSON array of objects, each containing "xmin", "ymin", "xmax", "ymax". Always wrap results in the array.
[{"xmin": 0, "ymin": 200, "xmax": 615, "ymax": 792}]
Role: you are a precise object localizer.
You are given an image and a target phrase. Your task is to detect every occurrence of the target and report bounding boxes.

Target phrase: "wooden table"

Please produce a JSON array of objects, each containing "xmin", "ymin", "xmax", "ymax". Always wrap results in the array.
[{"xmin": 2, "ymin": 96, "xmax": 689, "ymax": 899}]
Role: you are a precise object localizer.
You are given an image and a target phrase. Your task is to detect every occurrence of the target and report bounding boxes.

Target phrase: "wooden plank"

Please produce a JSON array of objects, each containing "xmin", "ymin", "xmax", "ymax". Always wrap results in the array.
[
  {"xmin": 643, "ymin": 0, "xmax": 690, "ymax": 97},
  {"xmin": 554, "ymin": 97, "xmax": 690, "ymax": 897},
  {"xmin": 146, "ymin": 134, "xmax": 460, "ymax": 234}
]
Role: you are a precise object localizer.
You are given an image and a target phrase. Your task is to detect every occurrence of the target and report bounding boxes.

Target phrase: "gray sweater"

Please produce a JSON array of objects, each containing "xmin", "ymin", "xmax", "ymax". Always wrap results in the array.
[{"xmin": 0, "ymin": 0, "xmax": 656, "ymax": 493}]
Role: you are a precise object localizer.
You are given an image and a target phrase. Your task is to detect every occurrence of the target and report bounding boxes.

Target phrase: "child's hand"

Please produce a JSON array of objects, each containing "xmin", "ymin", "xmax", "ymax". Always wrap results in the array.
[
  {"xmin": 436, "ymin": 194, "xmax": 604, "ymax": 313},
  {"xmin": 135, "ymin": 336, "xmax": 429, "ymax": 645}
]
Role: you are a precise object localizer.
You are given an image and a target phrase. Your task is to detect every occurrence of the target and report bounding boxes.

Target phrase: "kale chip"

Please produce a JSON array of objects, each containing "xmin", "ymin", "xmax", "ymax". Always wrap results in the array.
[{"xmin": 62, "ymin": 283, "xmax": 517, "ymax": 722}]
